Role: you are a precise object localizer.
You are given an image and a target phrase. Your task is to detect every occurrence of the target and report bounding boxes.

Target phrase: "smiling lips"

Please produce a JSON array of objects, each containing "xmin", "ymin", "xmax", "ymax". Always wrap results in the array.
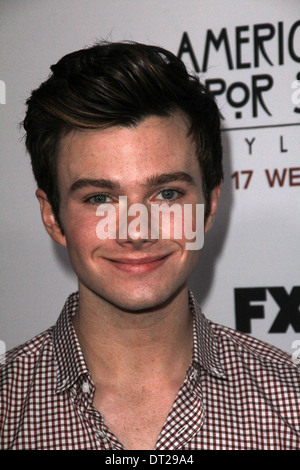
[{"xmin": 106, "ymin": 254, "xmax": 171, "ymax": 274}]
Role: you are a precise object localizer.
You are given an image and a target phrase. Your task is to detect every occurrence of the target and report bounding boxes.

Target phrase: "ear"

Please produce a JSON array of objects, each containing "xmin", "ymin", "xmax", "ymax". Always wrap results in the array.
[
  {"xmin": 36, "ymin": 189, "xmax": 67, "ymax": 247},
  {"xmin": 204, "ymin": 184, "xmax": 221, "ymax": 234}
]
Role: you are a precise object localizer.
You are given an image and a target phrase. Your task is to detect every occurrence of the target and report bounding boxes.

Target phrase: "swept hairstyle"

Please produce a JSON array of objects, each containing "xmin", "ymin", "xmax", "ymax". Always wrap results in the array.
[{"xmin": 23, "ymin": 41, "xmax": 223, "ymax": 225}]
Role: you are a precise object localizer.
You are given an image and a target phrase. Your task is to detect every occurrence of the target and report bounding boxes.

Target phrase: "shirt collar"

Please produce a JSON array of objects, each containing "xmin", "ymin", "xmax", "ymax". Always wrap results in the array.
[
  {"xmin": 52, "ymin": 290, "xmax": 226, "ymax": 393},
  {"xmin": 189, "ymin": 291, "xmax": 226, "ymax": 379},
  {"xmin": 52, "ymin": 292, "xmax": 89, "ymax": 393}
]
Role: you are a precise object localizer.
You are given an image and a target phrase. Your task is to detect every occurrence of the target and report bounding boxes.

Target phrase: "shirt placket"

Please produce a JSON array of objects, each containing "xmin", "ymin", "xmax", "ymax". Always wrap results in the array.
[
  {"xmin": 154, "ymin": 364, "xmax": 205, "ymax": 450},
  {"xmin": 74, "ymin": 375, "xmax": 125, "ymax": 450}
]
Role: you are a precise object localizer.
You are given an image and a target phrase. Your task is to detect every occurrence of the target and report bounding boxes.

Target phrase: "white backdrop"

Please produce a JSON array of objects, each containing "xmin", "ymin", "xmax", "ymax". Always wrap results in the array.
[{"xmin": 0, "ymin": 0, "xmax": 299, "ymax": 355}]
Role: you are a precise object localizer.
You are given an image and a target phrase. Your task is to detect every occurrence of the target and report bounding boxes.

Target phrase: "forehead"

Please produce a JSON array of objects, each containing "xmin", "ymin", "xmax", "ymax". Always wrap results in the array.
[{"xmin": 57, "ymin": 113, "xmax": 201, "ymax": 189}]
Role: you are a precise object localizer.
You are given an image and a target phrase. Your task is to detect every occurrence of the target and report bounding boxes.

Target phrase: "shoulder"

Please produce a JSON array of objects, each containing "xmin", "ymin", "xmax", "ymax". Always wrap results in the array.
[
  {"xmin": 209, "ymin": 319, "xmax": 299, "ymax": 377},
  {"xmin": 210, "ymin": 319, "xmax": 295, "ymax": 365},
  {"xmin": 0, "ymin": 327, "xmax": 54, "ymax": 384}
]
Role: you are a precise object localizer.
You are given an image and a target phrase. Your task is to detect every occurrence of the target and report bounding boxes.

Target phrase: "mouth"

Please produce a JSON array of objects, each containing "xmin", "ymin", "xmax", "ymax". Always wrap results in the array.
[{"xmin": 104, "ymin": 253, "xmax": 172, "ymax": 274}]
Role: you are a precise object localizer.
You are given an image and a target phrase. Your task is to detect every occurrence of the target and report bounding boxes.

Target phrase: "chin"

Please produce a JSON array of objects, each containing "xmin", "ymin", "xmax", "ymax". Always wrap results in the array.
[{"xmin": 99, "ymin": 282, "xmax": 186, "ymax": 314}]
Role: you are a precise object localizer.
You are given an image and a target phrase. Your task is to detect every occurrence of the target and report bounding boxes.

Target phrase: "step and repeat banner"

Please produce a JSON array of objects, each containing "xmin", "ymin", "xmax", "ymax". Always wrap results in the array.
[{"xmin": 0, "ymin": 0, "xmax": 299, "ymax": 356}]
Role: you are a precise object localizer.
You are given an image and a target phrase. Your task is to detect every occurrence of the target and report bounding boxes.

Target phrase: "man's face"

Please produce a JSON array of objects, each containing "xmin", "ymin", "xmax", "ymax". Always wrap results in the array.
[{"xmin": 44, "ymin": 113, "xmax": 216, "ymax": 311}]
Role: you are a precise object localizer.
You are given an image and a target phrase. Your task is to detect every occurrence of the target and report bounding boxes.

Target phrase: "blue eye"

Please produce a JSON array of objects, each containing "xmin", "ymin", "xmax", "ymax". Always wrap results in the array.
[
  {"xmin": 85, "ymin": 193, "xmax": 112, "ymax": 205},
  {"xmin": 157, "ymin": 189, "xmax": 181, "ymax": 201}
]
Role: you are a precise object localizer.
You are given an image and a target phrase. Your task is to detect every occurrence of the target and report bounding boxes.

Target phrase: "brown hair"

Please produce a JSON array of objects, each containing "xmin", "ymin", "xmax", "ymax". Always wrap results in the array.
[{"xmin": 22, "ymin": 41, "xmax": 223, "ymax": 223}]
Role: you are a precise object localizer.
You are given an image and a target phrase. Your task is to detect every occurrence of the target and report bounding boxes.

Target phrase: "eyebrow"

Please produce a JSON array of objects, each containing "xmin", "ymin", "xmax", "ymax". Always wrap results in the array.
[
  {"xmin": 69, "ymin": 171, "xmax": 196, "ymax": 193},
  {"xmin": 144, "ymin": 172, "xmax": 196, "ymax": 187},
  {"xmin": 69, "ymin": 178, "xmax": 121, "ymax": 193}
]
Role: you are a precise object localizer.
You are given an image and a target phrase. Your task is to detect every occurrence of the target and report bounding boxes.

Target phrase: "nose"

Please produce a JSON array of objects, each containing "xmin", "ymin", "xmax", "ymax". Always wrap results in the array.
[
  {"xmin": 117, "ymin": 237, "xmax": 155, "ymax": 249},
  {"xmin": 116, "ymin": 198, "xmax": 157, "ymax": 248}
]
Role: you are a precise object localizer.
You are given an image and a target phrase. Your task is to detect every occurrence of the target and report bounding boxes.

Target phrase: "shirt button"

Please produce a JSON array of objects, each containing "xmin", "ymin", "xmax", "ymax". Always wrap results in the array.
[
  {"xmin": 82, "ymin": 381, "xmax": 90, "ymax": 393},
  {"xmin": 176, "ymin": 424, "xmax": 188, "ymax": 436}
]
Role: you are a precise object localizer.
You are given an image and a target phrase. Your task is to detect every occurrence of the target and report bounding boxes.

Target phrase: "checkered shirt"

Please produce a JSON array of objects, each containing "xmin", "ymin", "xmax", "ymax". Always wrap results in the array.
[{"xmin": 1, "ymin": 291, "xmax": 300, "ymax": 450}]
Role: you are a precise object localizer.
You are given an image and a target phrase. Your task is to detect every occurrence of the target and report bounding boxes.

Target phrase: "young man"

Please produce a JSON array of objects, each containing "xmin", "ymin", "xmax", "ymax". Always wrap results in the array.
[{"xmin": 0, "ymin": 42, "xmax": 299, "ymax": 450}]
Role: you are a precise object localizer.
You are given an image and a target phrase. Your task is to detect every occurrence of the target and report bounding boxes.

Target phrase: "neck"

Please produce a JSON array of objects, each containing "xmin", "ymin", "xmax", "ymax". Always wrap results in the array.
[{"xmin": 72, "ymin": 284, "xmax": 194, "ymax": 384}]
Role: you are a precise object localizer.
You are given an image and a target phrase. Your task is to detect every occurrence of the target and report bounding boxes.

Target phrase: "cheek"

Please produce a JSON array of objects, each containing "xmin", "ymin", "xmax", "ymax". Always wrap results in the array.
[
  {"xmin": 62, "ymin": 210, "xmax": 100, "ymax": 252},
  {"xmin": 169, "ymin": 202, "xmax": 204, "ymax": 245},
  {"xmin": 183, "ymin": 249, "xmax": 201, "ymax": 276}
]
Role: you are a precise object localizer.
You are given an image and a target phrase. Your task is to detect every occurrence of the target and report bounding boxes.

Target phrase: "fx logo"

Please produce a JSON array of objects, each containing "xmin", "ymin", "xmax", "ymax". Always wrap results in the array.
[{"xmin": 234, "ymin": 286, "xmax": 300, "ymax": 333}]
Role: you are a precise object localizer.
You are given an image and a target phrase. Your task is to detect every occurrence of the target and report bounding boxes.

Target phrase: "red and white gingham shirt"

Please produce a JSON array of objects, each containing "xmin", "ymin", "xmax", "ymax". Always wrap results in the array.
[{"xmin": 1, "ymin": 291, "xmax": 300, "ymax": 450}]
